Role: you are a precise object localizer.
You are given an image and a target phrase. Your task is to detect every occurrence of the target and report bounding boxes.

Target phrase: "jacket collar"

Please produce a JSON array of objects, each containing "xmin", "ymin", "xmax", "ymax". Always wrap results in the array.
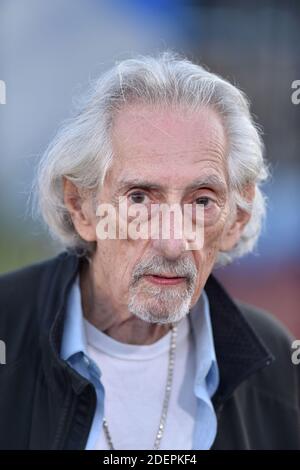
[
  {"xmin": 204, "ymin": 274, "xmax": 274, "ymax": 407},
  {"xmin": 41, "ymin": 251, "xmax": 274, "ymax": 404}
]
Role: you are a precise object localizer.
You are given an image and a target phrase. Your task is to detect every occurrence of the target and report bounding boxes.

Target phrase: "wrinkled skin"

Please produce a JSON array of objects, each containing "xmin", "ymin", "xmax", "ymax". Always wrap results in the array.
[{"xmin": 64, "ymin": 104, "xmax": 253, "ymax": 344}]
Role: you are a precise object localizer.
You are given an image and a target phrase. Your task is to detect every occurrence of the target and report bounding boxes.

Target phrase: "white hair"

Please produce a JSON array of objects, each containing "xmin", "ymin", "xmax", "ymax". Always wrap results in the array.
[{"xmin": 34, "ymin": 51, "xmax": 269, "ymax": 265}]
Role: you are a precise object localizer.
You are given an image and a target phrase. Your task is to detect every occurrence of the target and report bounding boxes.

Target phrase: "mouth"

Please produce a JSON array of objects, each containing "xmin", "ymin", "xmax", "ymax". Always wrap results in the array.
[{"xmin": 143, "ymin": 274, "xmax": 187, "ymax": 286}]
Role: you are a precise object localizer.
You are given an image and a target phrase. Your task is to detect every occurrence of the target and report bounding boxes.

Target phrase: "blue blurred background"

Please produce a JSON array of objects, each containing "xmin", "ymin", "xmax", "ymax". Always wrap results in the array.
[{"xmin": 0, "ymin": 0, "xmax": 299, "ymax": 335}]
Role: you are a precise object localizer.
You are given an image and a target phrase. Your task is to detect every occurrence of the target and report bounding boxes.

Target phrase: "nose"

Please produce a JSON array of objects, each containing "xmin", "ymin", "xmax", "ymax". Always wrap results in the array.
[
  {"xmin": 150, "ymin": 205, "xmax": 188, "ymax": 260},
  {"xmin": 152, "ymin": 237, "xmax": 187, "ymax": 261}
]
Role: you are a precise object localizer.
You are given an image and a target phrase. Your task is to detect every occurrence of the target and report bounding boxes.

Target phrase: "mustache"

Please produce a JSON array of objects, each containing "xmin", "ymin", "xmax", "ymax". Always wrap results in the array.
[{"xmin": 131, "ymin": 255, "xmax": 197, "ymax": 286}]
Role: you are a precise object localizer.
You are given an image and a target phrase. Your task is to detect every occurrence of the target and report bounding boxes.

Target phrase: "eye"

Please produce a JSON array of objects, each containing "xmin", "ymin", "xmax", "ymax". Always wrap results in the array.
[
  {"xmin": 195, "ymin": 196, "xmax": 211, "ymax": 207},
  {"xmin": 128, "ymin": 191, "xmax": 149, "ymax": 204}
]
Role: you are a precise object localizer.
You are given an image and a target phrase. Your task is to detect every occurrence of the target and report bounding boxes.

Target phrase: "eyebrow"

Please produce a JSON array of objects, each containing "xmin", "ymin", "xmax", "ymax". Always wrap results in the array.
[
  {"xmin": 114, "ymin": 175, "xmax": 227, "ymax": 196},
  {"xmin": 184, "ymin": 175, "xmax": 227, "ymax": 194}
]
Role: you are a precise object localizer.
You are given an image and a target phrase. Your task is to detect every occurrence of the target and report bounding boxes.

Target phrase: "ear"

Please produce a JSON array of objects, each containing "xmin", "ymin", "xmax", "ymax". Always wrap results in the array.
[
  {"xmin": 219, "ymin": 183, "xmax": 255, "ymax": 252},
  {"xmin": 63, "ymin": 177, "xmax": 97, "ymax": 243}
]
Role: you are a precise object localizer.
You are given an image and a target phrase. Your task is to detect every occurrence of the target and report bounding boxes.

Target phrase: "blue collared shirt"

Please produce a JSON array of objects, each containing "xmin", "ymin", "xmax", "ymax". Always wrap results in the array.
[{"xmin": 61, "ymin": 276, "xmax": 220, "ymax": 450}]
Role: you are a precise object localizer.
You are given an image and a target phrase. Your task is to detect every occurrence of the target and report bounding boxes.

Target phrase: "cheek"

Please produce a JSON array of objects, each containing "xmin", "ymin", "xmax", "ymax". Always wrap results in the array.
[
  {"xmin": 190, "ymin": 247, "xmax": 218, "ymax": 307},
  {"xmin": 191, "ymin": 215, "xmax": 228, "ymax": 300},
  {"xmin": 97, "ymin": 238, "xmax": 147, "ymax": 289},
  {"xmin": 203, "ymin": 207, "xmax": 229, "ymax": 252},
  {"xmin": 95, "ymin": 240, "xmax": 130, "ymax": 288}
]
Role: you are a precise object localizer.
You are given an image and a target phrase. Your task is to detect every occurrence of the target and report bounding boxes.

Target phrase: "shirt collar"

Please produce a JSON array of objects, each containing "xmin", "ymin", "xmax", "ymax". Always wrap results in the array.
[
  {"xmin": 189, "ymin": 290, "xmax": 219, "ymax": 398},
  {"xmin": 60, "ymin": 275, "xmax": 219, "ymax": 398},
  {"xmin": 60, "ymin": 275, "xmax": 87, "ymax": 360}
]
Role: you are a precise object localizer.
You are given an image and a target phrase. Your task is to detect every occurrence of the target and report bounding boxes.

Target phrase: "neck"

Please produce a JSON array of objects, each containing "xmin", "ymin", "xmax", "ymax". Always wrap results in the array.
[{"xmin": 79, "ymin": 257, "xmax": 171, "ymax": 345}]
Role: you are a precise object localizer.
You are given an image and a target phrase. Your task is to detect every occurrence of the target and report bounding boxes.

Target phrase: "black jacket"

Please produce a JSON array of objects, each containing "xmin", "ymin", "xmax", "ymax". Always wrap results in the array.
[{"xmin": 0, "ymin": 251, "xmax": 299, "ymax": 450}]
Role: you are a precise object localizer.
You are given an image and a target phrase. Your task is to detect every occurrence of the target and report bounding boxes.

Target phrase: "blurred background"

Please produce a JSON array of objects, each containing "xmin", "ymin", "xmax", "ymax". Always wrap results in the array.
[{"xmin": 0, "ymin": 0, "xmax": 299, "ymax": 336}]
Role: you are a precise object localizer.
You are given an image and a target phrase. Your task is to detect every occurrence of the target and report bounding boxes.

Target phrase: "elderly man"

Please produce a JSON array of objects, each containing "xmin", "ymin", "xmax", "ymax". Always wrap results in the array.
[{"xmin": 0, "ymin": 53, "xmax": 299, "ymax": 450}]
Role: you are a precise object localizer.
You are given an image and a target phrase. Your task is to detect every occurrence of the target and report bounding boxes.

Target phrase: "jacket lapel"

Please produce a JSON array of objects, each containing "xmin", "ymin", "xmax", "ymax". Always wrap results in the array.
[{"xmin": 204, "ymin": 274, "xmax": 274, "ymax": 409}]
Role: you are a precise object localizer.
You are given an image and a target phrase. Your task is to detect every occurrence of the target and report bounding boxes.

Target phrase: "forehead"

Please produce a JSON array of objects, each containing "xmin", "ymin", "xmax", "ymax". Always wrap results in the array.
[{"xmin": 108, "ymin": 103, "xmax": 228, "ymax": 190}]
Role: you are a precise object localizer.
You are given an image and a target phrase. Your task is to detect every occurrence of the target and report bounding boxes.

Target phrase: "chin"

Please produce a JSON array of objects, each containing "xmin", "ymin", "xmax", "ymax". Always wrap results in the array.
[{"xmin": 128, "ymin": 296, "xmax": 192, "ymax": 324}]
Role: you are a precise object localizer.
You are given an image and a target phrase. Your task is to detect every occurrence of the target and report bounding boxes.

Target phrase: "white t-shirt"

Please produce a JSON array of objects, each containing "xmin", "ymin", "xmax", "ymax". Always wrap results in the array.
[{"xmin": 84, "ymin": 315, "xmax": 197, "ymax": 450}]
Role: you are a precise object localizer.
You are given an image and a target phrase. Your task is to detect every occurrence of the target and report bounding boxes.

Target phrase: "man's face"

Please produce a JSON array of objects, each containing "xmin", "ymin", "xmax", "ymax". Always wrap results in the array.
[{"xmin": 90, "ymin": 103, "xmax": 230, "ymax": 324}]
